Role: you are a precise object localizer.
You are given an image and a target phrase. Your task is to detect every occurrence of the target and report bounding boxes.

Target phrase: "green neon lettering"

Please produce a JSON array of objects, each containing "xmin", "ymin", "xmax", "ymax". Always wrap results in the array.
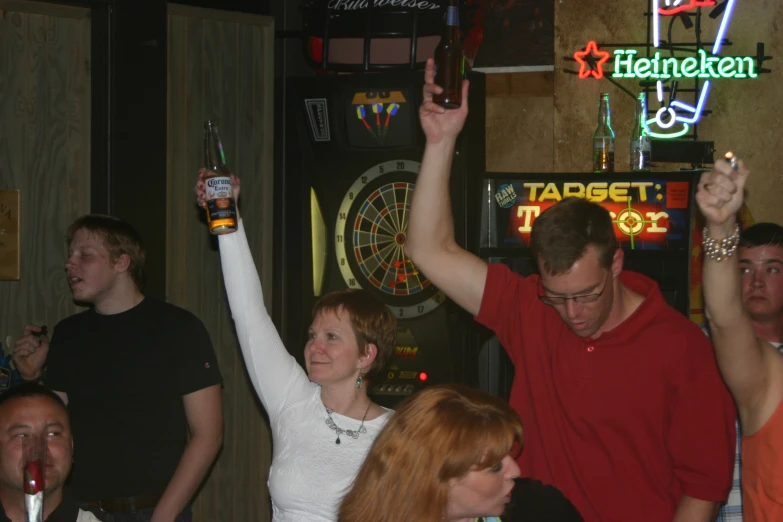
[
  {"xmin": 717, "ymin": 57, "xmax": 734, "ymax": 76},
  {"xmin": 634, "ymin": 58, "xmax": 651, "ymax": 78},
  {"xmin": 734, "ymin": 57, "xmax": 746, "ymax": 78},
  {"xmin": 609, "ymin": 48, "xmax": 759, "ymax": 80},
  {"xmin": 735, "ymin": 57, "xmax": 747, "ymax": 78},
  {"xmin": 662, "ymin": 57, "xmax": 678, "ymax": 79},
  {"xmin": 699, "ymin": 49, "xmax": 720, "ymax": 78},
  {"xmin": 738, "ymin": 56, "xmax": 758, "ymax": 78},
  {"xmin": 612, "ymin": 50, "xmax": 636, "ymax": 78},
  {"xmin": 681, "ymin": 57, "xmax": 699, "ymax": 78}
]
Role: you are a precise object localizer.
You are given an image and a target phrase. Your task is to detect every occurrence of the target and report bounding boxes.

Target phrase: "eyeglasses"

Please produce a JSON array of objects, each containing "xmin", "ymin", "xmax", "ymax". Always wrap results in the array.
[{"xmin": 537, "ymin": 275, "xmax": 609, "ymax": 306}]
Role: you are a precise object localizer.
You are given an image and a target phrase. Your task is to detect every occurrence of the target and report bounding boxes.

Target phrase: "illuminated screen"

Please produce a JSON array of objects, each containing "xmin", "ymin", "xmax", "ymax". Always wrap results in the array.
[
  {"xmin": 489, "ymin": 178, "xmax": 693, "ymax": 251},
  {"xmin": 344, "ymin": 89, "xmax": 413, "ymax": 148}
]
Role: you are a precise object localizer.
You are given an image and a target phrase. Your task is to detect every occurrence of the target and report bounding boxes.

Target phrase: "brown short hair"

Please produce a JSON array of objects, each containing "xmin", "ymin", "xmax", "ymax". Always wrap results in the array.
[
  {"xmin": 739, "ymin": 222, "xmax": 783, "ymax": 249},
  {"xmin": 66, "ymin": 215, "xmax": 146, "ymax": 291},
  {"xmin": 311, "ymin": 289, "xmax": 396, "ymax": 381},
  {"xmin": 531, "ymin": 197, "xmax": 617, "ymax": 275},
  {"xmin": 339, "ymin": 384, "xmax": 523, "ymax": 522}
]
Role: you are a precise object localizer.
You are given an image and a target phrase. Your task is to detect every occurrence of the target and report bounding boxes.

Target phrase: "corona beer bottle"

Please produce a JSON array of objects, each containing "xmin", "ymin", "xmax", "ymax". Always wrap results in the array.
[
  {"xmin": 433, "ymin": 0, "xmax": 463, "ymax": 109},
  {"xmin": 203, "ymin": 121, "xmax": 237, "ymax": 235},
  {"xmin": 592, "ymin": 93, "xmax": 615, "ymax": 173},
  {"xmin": 630, "ymin": 92, "xmax": 651, "ymax": 171}
]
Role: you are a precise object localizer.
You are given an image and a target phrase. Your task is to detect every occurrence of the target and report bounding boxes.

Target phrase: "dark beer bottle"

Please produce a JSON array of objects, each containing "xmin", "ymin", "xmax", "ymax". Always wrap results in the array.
[
  {"xmin": 592, "ymin": 93, "xmax": 615, "ymax": 173},
  {"xmin": 630, "ymin": 92, "xmax": 651, "ymax": 171},
  {"xmin": 433, "ymin": 0, "xmax": 463, "ymax": 110},
  {"xmin": 203, "ymin": 121, "xmax": 238, "ymax": 235}
]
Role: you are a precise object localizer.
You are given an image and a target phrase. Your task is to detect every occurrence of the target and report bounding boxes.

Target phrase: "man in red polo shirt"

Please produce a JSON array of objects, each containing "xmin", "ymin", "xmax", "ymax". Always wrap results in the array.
[{"xmin": 405, "ymin": 60, "xmax": 736, "ymax": 521}]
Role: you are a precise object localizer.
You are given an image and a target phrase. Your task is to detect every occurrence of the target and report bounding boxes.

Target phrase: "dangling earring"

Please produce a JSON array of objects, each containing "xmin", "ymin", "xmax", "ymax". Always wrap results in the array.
[{"xmin": 355, "ymin": 375, "xmax": 363, "ymax": 389}]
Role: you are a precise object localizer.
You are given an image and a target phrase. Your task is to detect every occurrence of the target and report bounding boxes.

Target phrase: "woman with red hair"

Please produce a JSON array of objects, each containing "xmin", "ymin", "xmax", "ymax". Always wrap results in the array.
[{"xmin": 339, "ymin": 384, "xmax": 522, "ymax": 522}]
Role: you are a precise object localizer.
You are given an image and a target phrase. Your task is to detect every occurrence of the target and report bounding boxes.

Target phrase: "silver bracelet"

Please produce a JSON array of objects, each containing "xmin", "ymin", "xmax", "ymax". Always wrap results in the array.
[{"xmin": 702, "ymin": 224, "xmax": 740, "ymax": 262}]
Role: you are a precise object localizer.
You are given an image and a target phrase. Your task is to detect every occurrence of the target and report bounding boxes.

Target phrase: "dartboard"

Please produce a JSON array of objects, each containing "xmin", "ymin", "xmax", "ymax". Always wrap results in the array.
[{"xmin": 335, "ymin": 160, "xmax": 445, "ymax": 319}]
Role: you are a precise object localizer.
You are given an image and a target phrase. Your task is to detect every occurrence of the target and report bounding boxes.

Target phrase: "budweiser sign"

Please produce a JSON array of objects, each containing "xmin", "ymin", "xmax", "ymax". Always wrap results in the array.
[{"xmin": 327, "ymin": 0, "xmax": 440, "ymax": 11}]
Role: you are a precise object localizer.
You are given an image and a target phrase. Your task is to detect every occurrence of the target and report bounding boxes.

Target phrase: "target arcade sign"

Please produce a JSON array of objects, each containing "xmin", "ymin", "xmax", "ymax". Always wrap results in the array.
[{"xmin": 490, "ymin": 179, "xmax": 692, "ymax": 250}]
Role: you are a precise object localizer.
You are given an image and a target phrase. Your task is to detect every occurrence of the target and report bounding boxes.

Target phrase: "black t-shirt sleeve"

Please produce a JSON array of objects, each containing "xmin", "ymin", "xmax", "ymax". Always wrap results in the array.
[
  {"xmin": 502, "ymin": 478, "xmax": 584, "ymax": 522},
  {"xmin": 174, "ymin": 314, "xmax": 223, "ymax": 396},
  {"xmin": 43, "ymin": 323, "xmax": 71, "ymax": 393}
]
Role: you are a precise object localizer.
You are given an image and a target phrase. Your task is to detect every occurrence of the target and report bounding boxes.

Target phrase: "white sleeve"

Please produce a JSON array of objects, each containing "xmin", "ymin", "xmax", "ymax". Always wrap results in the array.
[
  {"xmin": 77, "ymin": 510, "xmax": 103, "ymax": 522},
  {"xmin": 218, "ymin": 220, "xmax": 313, "ymax": 419}
]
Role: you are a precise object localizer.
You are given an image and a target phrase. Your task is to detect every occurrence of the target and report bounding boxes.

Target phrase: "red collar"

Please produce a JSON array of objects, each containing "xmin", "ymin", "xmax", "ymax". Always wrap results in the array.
[{"xmin": 582, "ymin": 271, "xmax": 665, "ymax": 345}]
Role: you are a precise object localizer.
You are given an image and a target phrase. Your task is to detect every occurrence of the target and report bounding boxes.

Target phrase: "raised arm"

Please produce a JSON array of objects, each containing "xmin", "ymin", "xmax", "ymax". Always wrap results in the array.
[
  {"xmin": 195, "ymin": 171, "xmax": 313, "ymax": 419},
  {"xmin": 404, "ymin": 58, "xmax": 488, "ymax": 316},
  {"xmin": 697, "ymin": 158, "xmax": 783, "ymax": 430}
]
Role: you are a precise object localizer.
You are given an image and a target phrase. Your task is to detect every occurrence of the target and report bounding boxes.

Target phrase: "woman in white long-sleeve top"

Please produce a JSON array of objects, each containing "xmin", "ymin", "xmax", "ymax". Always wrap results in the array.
[{"xmin": 195, "ymin": 171, "xmax": 396, "ymax": 522}]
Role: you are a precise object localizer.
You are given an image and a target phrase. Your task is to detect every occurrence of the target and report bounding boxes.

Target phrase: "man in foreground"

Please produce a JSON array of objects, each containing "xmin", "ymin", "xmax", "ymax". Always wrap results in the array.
[
  {"xmin": 405, "ymin": 58, "xmax": 736, "ymax": 521},
  {"xmin": 0, "ymin": 383, "xmax": 100, "ymax": 522}
]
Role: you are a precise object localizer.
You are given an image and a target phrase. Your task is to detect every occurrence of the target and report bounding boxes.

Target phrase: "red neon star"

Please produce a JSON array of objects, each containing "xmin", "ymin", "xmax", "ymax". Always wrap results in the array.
[{"xmin": 573, "ymin": 41, "xmax": 611, "ymax": 80}]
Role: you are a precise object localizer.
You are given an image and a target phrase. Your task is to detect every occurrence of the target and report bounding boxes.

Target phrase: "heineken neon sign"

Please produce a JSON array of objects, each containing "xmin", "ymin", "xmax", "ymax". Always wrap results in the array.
[
  {"xmin": 570, "ymin": 0, "xmax": 767, "ymax": 139},
  {"xmin": 612, "ymin": 49, "xmax": 758, "ymax": 80}
]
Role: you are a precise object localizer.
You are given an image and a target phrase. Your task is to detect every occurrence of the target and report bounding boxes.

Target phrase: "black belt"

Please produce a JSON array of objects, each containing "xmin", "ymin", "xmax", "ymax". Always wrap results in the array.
[{"xmin": 82, "ymin": 492, "xmax": 162, "ymax": 513}]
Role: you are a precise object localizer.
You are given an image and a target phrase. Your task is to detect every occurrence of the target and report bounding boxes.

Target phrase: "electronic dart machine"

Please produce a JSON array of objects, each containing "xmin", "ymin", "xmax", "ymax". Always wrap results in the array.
[
  {"xmin": 472, "ymin": 171, "xmax": 702, "ymax": 398},
  {"xmin": 278, "ymin": 70, "xmax": 486, "ymax": 408}
]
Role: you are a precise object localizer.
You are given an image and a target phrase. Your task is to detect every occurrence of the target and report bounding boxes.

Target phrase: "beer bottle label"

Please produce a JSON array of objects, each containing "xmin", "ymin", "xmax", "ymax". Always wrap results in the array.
[
  {"xmin": 593, "ymin": 137, "xmax": 614, "ymax": 151},
  {"xmin": 205, "ymin": 175, "xmax": 237, "ymax": 222}
]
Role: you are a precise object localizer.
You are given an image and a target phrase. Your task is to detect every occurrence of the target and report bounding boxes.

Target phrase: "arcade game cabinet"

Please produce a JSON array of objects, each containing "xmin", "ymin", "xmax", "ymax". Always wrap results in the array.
[
  {"xmin": 473, "ymin": 172, "xmax": 701, "ymax": 399},
  {"xmin": 276, "ymin": 1, "xmax": 487, "ymax": 408}
]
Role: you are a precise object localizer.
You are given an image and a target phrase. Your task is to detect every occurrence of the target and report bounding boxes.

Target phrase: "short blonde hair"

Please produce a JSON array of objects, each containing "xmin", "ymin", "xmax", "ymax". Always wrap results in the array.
[{"xmin": 67, "ymin": 215, "xmax": 146, "ymax": 291}]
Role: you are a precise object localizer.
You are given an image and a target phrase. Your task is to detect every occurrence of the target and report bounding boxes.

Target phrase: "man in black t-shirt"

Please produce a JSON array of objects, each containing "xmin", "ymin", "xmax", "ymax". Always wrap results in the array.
[{"xmin": 13, "ymin": 215, "xmax": 223, "ymax": 522}]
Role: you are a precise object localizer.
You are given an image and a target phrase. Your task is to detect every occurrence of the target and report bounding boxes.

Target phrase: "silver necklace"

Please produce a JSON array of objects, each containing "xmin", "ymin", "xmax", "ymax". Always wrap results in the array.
[{"xmin": 324, "ymin": 402, "xmax": 372, "ymax": 445}]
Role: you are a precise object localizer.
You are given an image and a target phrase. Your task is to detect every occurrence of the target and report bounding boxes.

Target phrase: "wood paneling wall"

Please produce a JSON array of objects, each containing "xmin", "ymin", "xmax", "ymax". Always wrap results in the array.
[
  {"xmin": 0, "ymin": 1, "xmax": 90, "ymax": 349},
  {"xmin": 166, "ymin": 5, "xmax": 274, "ymax": 521}
]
